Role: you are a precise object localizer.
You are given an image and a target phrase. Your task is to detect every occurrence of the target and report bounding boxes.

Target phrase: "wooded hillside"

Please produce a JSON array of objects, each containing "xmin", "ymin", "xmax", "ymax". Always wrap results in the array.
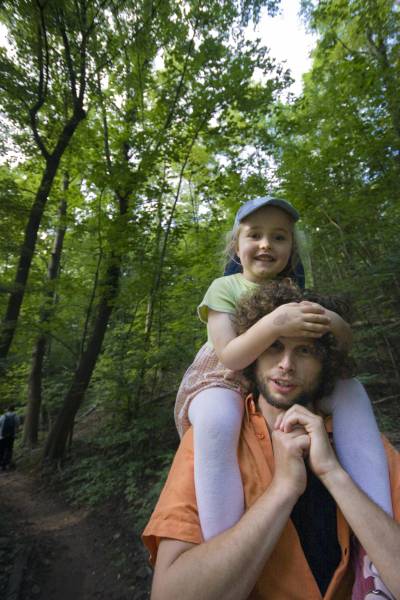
[{"xmin": 0, "ymin": 0, "xmax": 398, "ymax": 536}]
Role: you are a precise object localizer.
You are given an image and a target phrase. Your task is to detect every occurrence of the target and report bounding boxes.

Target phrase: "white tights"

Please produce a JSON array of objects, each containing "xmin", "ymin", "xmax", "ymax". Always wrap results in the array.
[
  {"xmin": 188, "ymin": 388, "xmax": 244, "ymax": 540},
  {"xmin": 189, "ymin": 379, "xmax": 393, "ymax": 542},
  {"xmin": 320, "ymin": 378, "xmax": 393, "ymax": 516}
]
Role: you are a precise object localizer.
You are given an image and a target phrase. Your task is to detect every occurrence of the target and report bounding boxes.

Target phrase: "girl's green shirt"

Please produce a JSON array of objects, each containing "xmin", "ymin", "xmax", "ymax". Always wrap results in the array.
[{"xmin": 198, "ymin": 273, "xmax": 259, "ymax": 348}]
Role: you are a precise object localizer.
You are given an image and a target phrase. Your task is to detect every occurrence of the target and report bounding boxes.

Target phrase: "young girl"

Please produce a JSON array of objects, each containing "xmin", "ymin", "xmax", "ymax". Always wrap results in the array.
[{"xmin": 174, "ymin": 196, "xmax": 393, "ymax": 598}]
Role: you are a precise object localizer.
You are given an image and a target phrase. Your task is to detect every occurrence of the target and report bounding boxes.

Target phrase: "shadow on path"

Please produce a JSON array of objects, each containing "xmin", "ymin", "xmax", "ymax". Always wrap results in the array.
[{"xmin": 0, "ymin": 470, "xmax": 151, "ymax": 600}]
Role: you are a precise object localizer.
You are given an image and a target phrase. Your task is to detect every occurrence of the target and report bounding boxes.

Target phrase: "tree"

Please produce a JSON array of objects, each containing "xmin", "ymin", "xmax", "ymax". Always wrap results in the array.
[
  {"xmin": 42, "ymin": 0, "xmax": 286, "ymax": 461},
  {"xmin": 274, "ymin": 0, "xmax": 400, "ymax": 402},
  {"xmin": 23, "ymin": 173, "xmax": 69, "ymax": 447},
  {"xmin": 0, "ymin": 0, "xmax": 105, "ymax": 366}
]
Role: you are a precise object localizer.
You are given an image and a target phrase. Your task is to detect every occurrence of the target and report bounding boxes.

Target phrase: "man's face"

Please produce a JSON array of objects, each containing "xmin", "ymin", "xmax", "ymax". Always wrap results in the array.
[{"xmin": 255, "ymin": 337, "xmax": 323, "ymax": 410}]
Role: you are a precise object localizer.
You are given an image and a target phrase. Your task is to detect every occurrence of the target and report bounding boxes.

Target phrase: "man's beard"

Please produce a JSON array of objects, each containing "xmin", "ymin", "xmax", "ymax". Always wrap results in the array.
[{"xmin": 255, "ymin": 376, "xmax": 323, "ymax": 411}]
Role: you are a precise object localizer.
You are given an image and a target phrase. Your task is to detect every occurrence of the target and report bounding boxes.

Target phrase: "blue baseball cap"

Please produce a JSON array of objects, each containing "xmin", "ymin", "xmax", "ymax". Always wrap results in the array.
[{"xmin": 234, "ymin": 196, "xmax": 299, "ymax": 227}]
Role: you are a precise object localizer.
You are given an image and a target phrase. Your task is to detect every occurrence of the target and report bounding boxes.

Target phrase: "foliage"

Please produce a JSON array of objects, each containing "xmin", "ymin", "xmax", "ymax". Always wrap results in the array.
[
  {"xmin": 0, "ymin": 0, "xmax": 399, "ymax": 522},
  {"xmin": 273, "ymin": 0, "xmax": 400, "ymax": 412},
  {"xmin": 52, "ymin": 408, "xmax": 177, "ymax": 532}
]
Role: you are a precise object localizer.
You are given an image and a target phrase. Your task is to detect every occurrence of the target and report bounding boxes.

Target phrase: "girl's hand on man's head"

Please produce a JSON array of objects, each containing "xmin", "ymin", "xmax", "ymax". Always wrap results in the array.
[
  {"xmin": 323, "ymin": 309, "xmax": 352, "ymax": 349},
  {"xmin": 270, "ymin": 302, "xmax": 331, "ymax": 339}
]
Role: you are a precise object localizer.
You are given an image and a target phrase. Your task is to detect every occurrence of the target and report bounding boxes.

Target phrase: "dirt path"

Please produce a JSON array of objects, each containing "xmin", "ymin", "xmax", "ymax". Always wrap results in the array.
[{"xmin": 0, "ymin": 470, "xmax": 151, "ymax": 600}]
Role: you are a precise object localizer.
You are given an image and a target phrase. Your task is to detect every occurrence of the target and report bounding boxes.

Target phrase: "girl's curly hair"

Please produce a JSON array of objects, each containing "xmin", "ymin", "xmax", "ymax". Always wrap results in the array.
[{"xmin": 233, "ymin": 279, "xmax": 354, "ymax": 398}]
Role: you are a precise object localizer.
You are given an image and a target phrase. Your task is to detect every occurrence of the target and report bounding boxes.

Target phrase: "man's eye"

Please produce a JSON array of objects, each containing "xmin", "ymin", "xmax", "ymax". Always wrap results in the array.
[
  {"xmin": 274, "ymin": 234, "xmax": 286, "ymax": 241},
  {"xmin": 269, "ymin": 341, "xmax": 283, "ymax": 351},
  {"xmin": 300, "ymin": 346, "xmax": 316, "ymax": 356},
  {"xmin": 249, "ymin": 232, "xmax": 260, "ymax": 239},
  {"xmin": 298, "ymin": 346, "xmax": 312, "ymax": 355}
]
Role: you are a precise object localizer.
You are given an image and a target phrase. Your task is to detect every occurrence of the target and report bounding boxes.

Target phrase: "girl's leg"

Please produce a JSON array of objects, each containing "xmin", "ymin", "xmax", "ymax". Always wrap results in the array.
[
  {"xmin": 323, "ymin": 378, "xmax": 392, "ymax": 515},
  {"xmin": 321, "ymin": 379, "xmax": 395, "ymax": 600},
  {"xmin": 188, "ymin": 387, "xmax": 244, "ymax": 541}
]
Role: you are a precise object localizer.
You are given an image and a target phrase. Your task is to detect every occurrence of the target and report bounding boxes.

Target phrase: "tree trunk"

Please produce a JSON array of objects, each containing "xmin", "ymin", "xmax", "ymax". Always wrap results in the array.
[
  {"xmin": 43, "ymin": 258, "xmax": 121, "ymax": 461},
  {"xmin": 23, "ymin": 178, "xmax": 68, "ymax": 447},
  {"xmin": 0, "ymin": 110, "xmax": 85, "ymax": 366},
  {"xmin": 42, "ymin": 104, "xmax": 128, "ymax": 461},
  {"xmin": 24, "ymin": 335, "xmax": 47, "ymax": 447}
]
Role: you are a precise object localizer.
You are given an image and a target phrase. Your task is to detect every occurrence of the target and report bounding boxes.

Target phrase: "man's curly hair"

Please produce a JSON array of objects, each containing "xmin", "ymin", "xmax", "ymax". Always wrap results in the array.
[{"xmin": 234, "ymin": 279, "xmax": 354, "ymax": 399}]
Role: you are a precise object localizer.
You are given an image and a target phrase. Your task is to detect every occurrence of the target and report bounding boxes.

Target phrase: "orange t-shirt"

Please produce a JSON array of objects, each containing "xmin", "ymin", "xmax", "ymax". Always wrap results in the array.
[{"xmin": 142, "ymin": 398, "xmax": 400, "ymax": 600}]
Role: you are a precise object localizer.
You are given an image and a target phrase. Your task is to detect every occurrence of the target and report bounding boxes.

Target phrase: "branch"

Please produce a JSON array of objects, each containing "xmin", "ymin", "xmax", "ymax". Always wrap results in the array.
[
  {"xmin": 76, "ymin": 404, "xmax": 97, "ymax": 420},
  {"xmin": 36, "ymin": 0, "xmax": 50, "ymax": 98},
  {"xmin": 79, "ymin": 189, "xmax": 105, "ymax": 357},
  {"xmin": 145, "ymin": 116, "xmax": 206, "ymax": 337},
  {"xmin": 365, "ymin": 29, "xmax": 389, "ymax": 65},
  {"xmin": 28, "ymin": 107, "xmax": 49, "ymax": 160},
  {"xmin": 353, "ymin": 317, "xmax": 400, "ymax": 329},
  {"xmin": 77, "ymin": 1, "xmax": 88, "ymax": 105},
  {"xmin": 56, "ymin": 8, "xmax": 78, "ymax": 102},
  {"xmin": 140, "ymin": 14, "xmax": 199, "ymax": 172},
  {"xmin": 142, "ymin": 390, "xmax": 178, "ymax": 405},
  {"xmin": 336, "ymin": 35, "xmax": 368, "ymax": 59},
  {"xmin": 163, "ymin": 36, "xmax": 195, "ymax": 132},
  {"xmin": 29, "ymin": 322, "xmax": 78, "ymax": 359},
  {"xmin": 373, "ymin": 394, "xmax": 400, "ymax": 406},
  {"xmin": 28, "ymin": 14, "xmax": 50, "ymax": 159},
  {"xmin": 86, "ymin": 0, "xmax": 109, "ymax": 37},
  {"xmin": 77, "ymin": 0, "xmax": 109, "ymax": 105},
  {"xmin": 367, "ymin": 30, "xmax": 400, "ymax": 143},
  {"xmin": 96, "ymin": 71, "xmax": 113, "ymax": 174}
]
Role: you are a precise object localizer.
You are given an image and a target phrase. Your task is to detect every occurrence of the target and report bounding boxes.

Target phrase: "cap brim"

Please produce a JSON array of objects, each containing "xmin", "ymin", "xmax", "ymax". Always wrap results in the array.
[{"xmin": 235, "ymin": 196, "xmax": 299, "ymax": 225}]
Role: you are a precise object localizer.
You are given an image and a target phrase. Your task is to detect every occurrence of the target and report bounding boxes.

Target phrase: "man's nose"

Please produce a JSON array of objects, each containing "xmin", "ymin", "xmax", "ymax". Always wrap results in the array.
[{"xmin": 278, "ymin": 351, "xmax": 294, "ymax": 372}]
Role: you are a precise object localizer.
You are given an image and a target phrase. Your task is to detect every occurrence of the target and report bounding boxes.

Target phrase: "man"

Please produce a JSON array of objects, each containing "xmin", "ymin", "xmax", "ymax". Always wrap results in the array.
[
  {"xmin": 0, "ymin": 405, "xmax": 20, "ymax": 471},
  {"xmin": 142, "ymin": 281, "xmax": 400, "ymax": 599}
]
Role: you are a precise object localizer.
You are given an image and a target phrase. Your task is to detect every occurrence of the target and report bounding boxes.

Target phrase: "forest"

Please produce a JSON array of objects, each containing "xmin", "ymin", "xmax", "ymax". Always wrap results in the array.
[{"xmin": 0, "ymin": 0, "xmax": 399, "ymax": 596}]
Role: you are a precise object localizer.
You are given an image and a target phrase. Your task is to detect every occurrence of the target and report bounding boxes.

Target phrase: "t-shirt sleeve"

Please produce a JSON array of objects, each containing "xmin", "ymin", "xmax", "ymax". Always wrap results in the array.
[
  {"xmin": 141, "ymin": 429, "xmax": 202, "ymax": 566},
  {"xmin": 198, "ymin": 277, "xmax": 237, "ymax": 323}
]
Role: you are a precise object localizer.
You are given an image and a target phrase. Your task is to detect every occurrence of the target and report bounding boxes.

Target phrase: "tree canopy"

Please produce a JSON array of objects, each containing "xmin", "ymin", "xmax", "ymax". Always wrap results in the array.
[{"xmin": 0, "ymin": 0, "xmax": 398, "ymax": 531}]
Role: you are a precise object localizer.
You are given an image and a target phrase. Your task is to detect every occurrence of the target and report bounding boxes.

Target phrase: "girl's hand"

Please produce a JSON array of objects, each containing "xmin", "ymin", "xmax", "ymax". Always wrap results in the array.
[
  {"xmin": 324, "ymin": 309, "xmax": 352, "ymax": 350},
  {"xmin": 270, "ymin": 301, "xmax": 331, "ymax": 338}
]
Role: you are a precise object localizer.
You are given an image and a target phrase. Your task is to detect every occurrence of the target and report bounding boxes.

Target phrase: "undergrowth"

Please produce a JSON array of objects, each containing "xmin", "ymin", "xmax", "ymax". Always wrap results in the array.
[{"xmin": 49, "ymin": 410, "xmax": 178, "ymax": 532}]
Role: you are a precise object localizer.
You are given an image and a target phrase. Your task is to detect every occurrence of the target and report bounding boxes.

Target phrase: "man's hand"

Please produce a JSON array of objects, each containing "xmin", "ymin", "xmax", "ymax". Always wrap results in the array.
[
  {"xmin": 269, "ymin": 301, "xmax": 331, "ymax": 339},
  {"xmin": 271, "ymin": 425, "xmax": 310, "ymax": 498},
  {"xmin": 274, "ymin": 405, "xmax": 340, "ymax": 481}
]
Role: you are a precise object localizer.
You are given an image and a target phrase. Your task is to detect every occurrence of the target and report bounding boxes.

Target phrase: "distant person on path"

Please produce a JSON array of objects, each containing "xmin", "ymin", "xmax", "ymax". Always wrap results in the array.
[
  {"xmin": 173, "ymin": 196, "xmax": 394, "ymax": 596},
  {"xmin": 144, "ymin": 280, "xmax": 400, "ymax": 599},
  {"xmin": 0, "ymin": 405, "xmax": 20, "ymax": 471}
]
